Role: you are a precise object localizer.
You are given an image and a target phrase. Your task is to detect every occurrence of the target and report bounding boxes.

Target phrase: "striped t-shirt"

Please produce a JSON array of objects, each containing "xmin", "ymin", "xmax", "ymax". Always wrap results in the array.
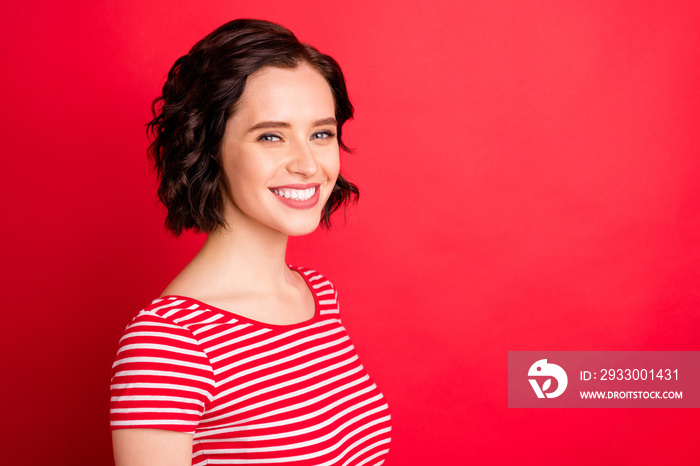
[{"xmin": 110, "ymin": 266, "xmax": 391, "ymax": 465}]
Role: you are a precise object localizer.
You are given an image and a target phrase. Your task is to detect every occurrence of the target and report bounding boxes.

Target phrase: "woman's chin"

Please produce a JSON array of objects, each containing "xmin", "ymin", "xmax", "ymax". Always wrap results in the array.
[{"xmin": 283, "ymin": 219, "xmax": 322, "ymax": 237}]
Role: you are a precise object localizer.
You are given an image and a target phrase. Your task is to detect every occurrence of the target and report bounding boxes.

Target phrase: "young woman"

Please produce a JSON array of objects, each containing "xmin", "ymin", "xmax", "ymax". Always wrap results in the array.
[{"xmin": 110, "ymin": 19, "xmax": 391, "ymax": 466}]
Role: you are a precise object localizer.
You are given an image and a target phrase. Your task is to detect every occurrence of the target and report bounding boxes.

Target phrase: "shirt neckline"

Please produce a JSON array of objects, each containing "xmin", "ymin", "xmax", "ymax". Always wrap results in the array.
[{"xmin": 157, "ymin": 265, "xmax": 321, "ymax": 330}]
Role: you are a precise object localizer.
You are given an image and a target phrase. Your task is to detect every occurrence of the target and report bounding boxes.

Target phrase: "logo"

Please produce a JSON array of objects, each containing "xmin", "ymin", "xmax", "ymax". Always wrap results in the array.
[{"xmin": 528, "ymin": 359, "xmax": 568, "ymax": 398}]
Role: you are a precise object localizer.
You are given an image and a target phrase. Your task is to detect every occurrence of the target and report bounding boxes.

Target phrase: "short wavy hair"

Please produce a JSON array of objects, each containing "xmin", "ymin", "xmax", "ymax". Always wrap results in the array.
[{"xmin": 147, "ymin": 19, "xmax": 358, "ymax": 236}]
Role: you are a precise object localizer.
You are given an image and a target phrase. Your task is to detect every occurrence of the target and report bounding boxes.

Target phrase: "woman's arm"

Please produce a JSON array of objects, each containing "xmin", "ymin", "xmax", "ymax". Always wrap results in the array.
[
  {"xmin": 112, "ymin": 429, "xmax": 193, "ymax": 466},
  {"xmin": 110, "ymin": 312, "xmax": 214, "ymax": 465}
]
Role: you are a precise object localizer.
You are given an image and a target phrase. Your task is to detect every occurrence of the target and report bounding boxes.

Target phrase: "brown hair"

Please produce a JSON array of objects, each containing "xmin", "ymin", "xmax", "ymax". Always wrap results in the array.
[{"xmin": 147, "ymin": 19, "xmax": 358, "ymax": 236}]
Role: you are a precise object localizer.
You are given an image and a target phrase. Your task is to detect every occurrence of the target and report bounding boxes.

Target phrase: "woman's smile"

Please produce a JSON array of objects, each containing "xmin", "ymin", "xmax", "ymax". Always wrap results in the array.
[{"xmin": 269, "ymin": 184, "xmax": 321, "ymax": 209}]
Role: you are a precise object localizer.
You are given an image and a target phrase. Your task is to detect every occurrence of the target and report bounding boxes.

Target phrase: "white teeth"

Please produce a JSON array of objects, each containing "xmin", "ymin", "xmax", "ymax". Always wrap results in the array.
[{"xmin": 273, "ymin": 187, "xmax": 316, "ymax": 201}]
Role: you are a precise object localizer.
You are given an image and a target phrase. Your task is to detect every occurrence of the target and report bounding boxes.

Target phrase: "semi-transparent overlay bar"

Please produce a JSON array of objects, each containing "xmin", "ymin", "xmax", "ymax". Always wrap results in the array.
[{"xmin": 508, "ymin": 351, "xmax": 700, "ymax": 408}]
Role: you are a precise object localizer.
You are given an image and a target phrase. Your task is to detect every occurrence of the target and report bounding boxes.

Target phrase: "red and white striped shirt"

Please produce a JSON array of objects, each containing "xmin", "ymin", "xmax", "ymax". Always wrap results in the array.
[{"xmin": 110, "ymin": 266, "xmax": 391, "ymax": 465}]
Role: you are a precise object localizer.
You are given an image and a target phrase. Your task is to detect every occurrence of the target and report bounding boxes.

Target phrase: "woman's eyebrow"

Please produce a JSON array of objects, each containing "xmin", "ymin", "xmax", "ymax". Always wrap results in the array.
[
  {"xmin": 247, "ymin": 121, "xmax": 290, "ymax": 132},
  {"xmin": 247, "ymin": 117, "xmax": 338, "ymax": 133},
  {"xmin": 313, "ymin": 117, "xmax": 338, "ymax": 127}
]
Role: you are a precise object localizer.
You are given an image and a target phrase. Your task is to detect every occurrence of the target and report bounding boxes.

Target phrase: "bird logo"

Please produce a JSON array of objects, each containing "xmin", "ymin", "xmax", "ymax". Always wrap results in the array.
[{"xmin": 528, "ymin": 359, "xmax": 568, "ymax": 398}]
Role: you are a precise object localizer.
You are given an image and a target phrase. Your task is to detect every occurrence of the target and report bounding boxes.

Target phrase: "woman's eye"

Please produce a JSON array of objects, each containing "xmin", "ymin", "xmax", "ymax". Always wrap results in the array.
[
  {"xmin": 258, "ymin": 133, "xmax": 282, "ymax": 142},
  {"xmin": 312, "ymin": 130, "xmax": 336, "ymax": 140}
]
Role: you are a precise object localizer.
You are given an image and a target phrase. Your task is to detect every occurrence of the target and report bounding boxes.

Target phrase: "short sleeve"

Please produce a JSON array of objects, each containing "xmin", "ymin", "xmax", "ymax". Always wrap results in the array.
[{"xmin": 110, "ymin": 312, "xmax": 215, "ymax": 434}]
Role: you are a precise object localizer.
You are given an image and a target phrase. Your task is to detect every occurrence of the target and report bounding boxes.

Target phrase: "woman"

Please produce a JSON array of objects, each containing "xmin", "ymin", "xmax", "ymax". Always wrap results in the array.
[{"xmin": 110, "ymin": 19, "xmax": 391, "ymax": 466}]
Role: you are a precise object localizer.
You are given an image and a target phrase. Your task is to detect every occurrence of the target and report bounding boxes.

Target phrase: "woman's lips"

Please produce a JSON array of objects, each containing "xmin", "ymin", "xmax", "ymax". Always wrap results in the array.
[{"xmin": 269, "ymin": 184, "xmax": 320, "ymax": 209}]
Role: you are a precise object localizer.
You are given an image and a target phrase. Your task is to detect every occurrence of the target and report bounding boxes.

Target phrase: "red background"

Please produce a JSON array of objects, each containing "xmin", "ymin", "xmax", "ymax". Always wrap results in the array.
[{"xmin": 2, "ymin": 1, "xmax": 699, "ymax": 464}]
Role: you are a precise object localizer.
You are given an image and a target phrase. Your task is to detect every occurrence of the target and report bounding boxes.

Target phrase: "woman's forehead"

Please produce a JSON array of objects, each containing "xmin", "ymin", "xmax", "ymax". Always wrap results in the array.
[{"xmin": 234, "ymin": 64, "xmax": 335, "ymax": 122}]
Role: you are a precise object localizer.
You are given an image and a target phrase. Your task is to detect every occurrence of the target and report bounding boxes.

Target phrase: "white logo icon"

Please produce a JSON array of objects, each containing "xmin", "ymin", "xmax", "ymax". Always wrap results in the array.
[{"xmin": 528, "ymin": 359, "xmax": 568, "ymax": 398}]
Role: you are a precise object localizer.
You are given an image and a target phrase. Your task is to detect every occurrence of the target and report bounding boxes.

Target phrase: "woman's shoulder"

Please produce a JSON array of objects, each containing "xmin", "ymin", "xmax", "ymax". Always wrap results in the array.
[
  {"xmin": 289, "ymin": 264, "xmax": 338, "ymax": 292},
  {"xmin": 122, "ymin": 296, "xmax": 220, "ymax": 334},
  {"xmin": 289, "ymin": 264, "xmax": 333, "ymax": 282},
  {"xmin": 123, "ymin": 266, "xmax": 341, "ymax": 331},
  {"xmin": 289, "ymin": 265, "xmax": 342, "ymax": 320}
]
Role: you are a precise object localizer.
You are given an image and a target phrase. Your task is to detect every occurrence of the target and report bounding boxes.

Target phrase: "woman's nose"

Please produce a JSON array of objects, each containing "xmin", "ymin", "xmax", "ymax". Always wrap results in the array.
[{"xmin": 287, "ymin": 139, "xmax": 319, "ymax": 177}]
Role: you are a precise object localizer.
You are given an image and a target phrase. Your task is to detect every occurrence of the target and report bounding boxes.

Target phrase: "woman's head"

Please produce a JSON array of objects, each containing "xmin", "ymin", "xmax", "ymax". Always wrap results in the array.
[{"xmin": 148, "ymin": 19, "xmax": 358, "ymax": 236}]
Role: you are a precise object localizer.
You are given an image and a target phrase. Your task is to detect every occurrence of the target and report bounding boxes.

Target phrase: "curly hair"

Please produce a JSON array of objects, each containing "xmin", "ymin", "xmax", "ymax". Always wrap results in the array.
[{"xmin": 147, "ymin": 19, "xmax": 358, "ymax": 236}]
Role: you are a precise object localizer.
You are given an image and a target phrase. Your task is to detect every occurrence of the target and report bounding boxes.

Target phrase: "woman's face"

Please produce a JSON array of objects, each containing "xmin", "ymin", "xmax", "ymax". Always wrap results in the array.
[{"xmin": 219, "ymin": 63, "xmax": 340, "ymax": 237}]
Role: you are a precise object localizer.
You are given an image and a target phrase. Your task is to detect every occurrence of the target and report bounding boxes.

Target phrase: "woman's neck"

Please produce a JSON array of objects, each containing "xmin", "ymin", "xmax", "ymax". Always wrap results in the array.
[
  {"xmin": 162, "ymin": 216, "xmax": 293, "ymax": 299},
  {"xmin": 203, "ymin": 224, "xmax": 290, "ymax": 287}
]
